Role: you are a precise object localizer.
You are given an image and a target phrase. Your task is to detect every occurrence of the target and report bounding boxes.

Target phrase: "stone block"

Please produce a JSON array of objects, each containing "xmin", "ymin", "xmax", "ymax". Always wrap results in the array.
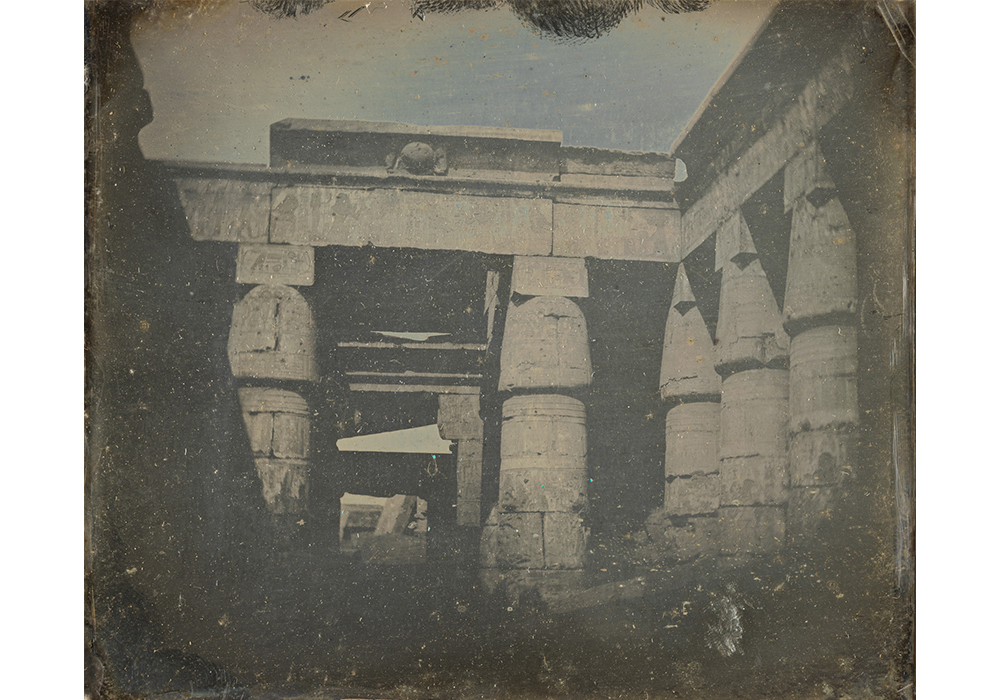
[
  {"xmin": 269, "ymin": 186, "xmax": 552, "ymax": 256},
  {"xmin": 553, "ymin": 202, "xmax": 680, "ymax": 262},
  {"xmin": 455, "ymin": 439, "xmax": 483, "ymax": 524},
  {"xmin": 496, "ymin": 512, "xmax": 545, "ymax": 569},
  {"xmin": 543, "ymin": 512, "xmax": 587, "ymax": 569},
  {"xmin": 500, "ymin": 395, "xmax": 587, "ymax": 471},
  {"xmin": 511, "ymin": 255, "xmax": 589, "ymax": 298},
  {"xmin": 374, "ymin": 494, "xmax": 417, "ymax": 535},
  {"xmin": 254, "ymin": 458, "xmax": 309, "ymax": 515},
  {"xmin": 236, "ymin": 244, "xmax": 314, "ymax": 286},
  {"xmin": 457, "ymin": 500, "xmax": 481, "ymax": 528},
  {"xmin": 560, "ymin": 145, "xmax": 675, "ymax": 179},
  {"xmin": 789, "ymin": 325, "xmax": 859, "ymax": 432},
  {"xmin": 664, "ymin": 473, "xmax": 720, "ymax": 515},
  {"xmin": 499, "ymin": 297, "xmax": 592, "ymax": 391},
  {"xmin": 242, "ymin": 411, "xmax": 273, "ymax": 455},
  {"xmin": 437, "ymin": 393, "xmax": 483, "ymax": 440},
  {"xmin": 783, "ymin": 142, "xmax": 838, "ymax": 212},
  {"xmin": 176, "ymin": 178, "xmax": 271, "ymax": 243},
  {"xmin": 718, "ymin": 456, "xmax": 788, "ymax": 506},
  {"xmin": 271, "ymin": 412, "xmax": 310, "ymax": 460},
  {"xmin": 499, "ymin": 468, "xmax": 588, "ymax": 513},
  {"xmin": 719, "ymin": 370, "xmax": 789, "ymax": 459},
  {"xmin": 789, "ymin": 427, "xmax": 856, "ymax": 487},
  {"xmin": 717, "ymin": 506, "xmax": 785, "ymax": 555},
  {"xmin": 664, "ymin": 402, "xmax": 720, "ymax": 478}
]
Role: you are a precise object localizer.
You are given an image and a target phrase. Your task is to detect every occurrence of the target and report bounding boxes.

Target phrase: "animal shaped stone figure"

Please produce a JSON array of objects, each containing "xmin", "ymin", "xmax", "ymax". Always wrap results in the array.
[{"xmin": 389, "ymin": 141, "xmax": 448, "ymax": 175}]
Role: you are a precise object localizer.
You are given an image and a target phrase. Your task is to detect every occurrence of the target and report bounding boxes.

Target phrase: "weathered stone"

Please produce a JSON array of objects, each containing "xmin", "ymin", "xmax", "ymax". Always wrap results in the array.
[
  {"xmin": 495, "ymin": 512, "xmax": 545, "ymax": 569},
  {"xmin": 456, "ymin": 439, "xmax": 483, "ymax": 527},
  {"xmin": 271, "ymin": 412, "xmax": 310, "ymax": 460},
  {"xmin": 715, "ymin": 243, "xmax": 789, "ymax": 374},
  {"xmin": 176, "ymin": 178, "xmax": 272, "ymax": 243},
  {"xmin": 789, "ymin": 428, "xmax": 856, "ymax": 487},
  {"xmin": 254, "ymin": 458, "xmax": 309, "ymax": 514},
  {"xmin": 714, "ymin": 208, "xmax": 758, "ymax": 272},
  {"xmin": 269, "ymin": 186, "xmax": 552, "ymax": 256},
  {"xmin": 787, "ymin": 486, "xmax": 839, "ymax": 547},
  {"xmin": 646, "ymin": 510, "xmax": 722, "ymax": 560},
  {"xmin": 717, "ymin": 506, "xmax": 786, "ymax": 555},
  {"xmin": 499, "ymin": 297, "xmax": 592, "ymax": 391},
  {"xmin": 719, "ymin": 370, "xmax": 789, "ymax": 460},
  {"xmin": 543, "ymin": 512, "xmax": 588, "ymax": 569},
  {"xmin": 500, "ymin": 395, "xmax": 587, "ymax": 471},
  {"xmin": 783, "ymin": 141, "xmax": 838, "ymax": 212},
  {"xmin": 664, "ymin": 402, "xmax": 720, "ymax": 478},
  {"xmin": 718, "ymin": 456, "xmax": 789, "ymax": 506},
  {"xmin": 678, "ymin": 47, "xmax": 857, "ymax": 257},
  {"xmin": 242, "ymin": 411, "xmax": 273, "ymax": 456},
  {"xmin": 238, "ymin": 388, "xmax": 309, "ymax": 457},
  {"xmin": 789, "ymin": 325, "xmax": 859, "ymax": 431},
  {"xmin": 498, "ymin": 468, "xmax": 588, "ymax": 513},
  {"xmin": 783, "ymin": 196, "xmax": 857, "ymax": 333},
  {"xmin": 511, "ymin": 255, "xmax": 589, "ymax": 298},
  {"xmin": 560, "ymin": 145, "xmax": 675, "ymax": 179},
  {"xmin": 664, "ymin": 473, "xmax": 720, "ymax": 516},
  {"xmin": 480, "ymin": 505, "xmax": 500, "ymax": 569},
  {"xmin": 552, "ymin": 202, "xmax": 680, "ymax": 262},
  {"xmin": 236, "ymin": 244, "xmax": 314, "ymax": 286},
  {"xmin": 660, "ymin": 264, "xmax": 722, "ymax": 401},
  {"xmin": 437, "ymin": 393, "xmax": 483, "ymax": 440},
  {"xmin": 228, "ymin": 285, "xmax": 317, "ymax": 381}
]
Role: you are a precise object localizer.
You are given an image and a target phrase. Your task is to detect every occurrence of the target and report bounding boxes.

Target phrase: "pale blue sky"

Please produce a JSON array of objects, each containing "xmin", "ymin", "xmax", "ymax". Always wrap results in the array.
[{"xmin": 133, "ymin": 0, "xmax": 777, "ymax": 164}]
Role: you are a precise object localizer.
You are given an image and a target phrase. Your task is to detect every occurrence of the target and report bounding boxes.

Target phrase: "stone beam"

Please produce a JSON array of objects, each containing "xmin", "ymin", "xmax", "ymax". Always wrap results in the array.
[{"xmin": 678, "ymin": 45, "xmax": 857, "ymax": 259}]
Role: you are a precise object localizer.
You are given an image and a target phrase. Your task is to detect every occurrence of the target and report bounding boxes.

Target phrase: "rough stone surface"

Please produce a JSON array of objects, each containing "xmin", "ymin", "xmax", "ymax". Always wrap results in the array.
[
  {"xmin": 499, "ymin": 468, "xmax": 588, "ymax": 513},
  {"xmin": 269, "ymin": 186, "xmax": 552, "ymax": 256},
  {"xmin": 646, "ymin": 510, "xmax": 722, "ymax": 560},
  {"xmin": 783, "ymin": 195, "xmax": 857, "ymax": 333},
  {"xmin": 511, "ymin": 255, "xmax": 589, "ymax": 298},
  {"xmin": 254, "ymin": 458, "xmax": 309, "ymax": 514},
  {"xmin": 664, "ymin": 473, "xmax": 720, "ymax": 516},
  {"xmin": 236, "ymin": 244, "xmax": 314, "ymax": 286},
  {"xmin": 553, "ymin": 202, "xmax": 680, "ymax": 262},
  {"xmin": 176, "ymin": 178, "xmax": 272, "ymax": 243},
  {"xmin": 228, "ymin": 285, "xmax": 317, "ymax": 381},
  {"xmin": 495, "ymin": 512, "xmax": 545, "ymax": 569},
  {"xmin": 718, "ymin": 456, "xmax": 789, "ymax": 506},
  {"xmin": 543, "ymin": 512, "xmax": 588, "ymax": 569},
  {"xmin": 664, "ymin": 402, "xmax": 720, "ymax": 478},
  {"xmin": 719, "ymin": 369, "xmax": 789, "ymax": 460},
  {"xmin": 238, "ymin": 388, "xmax": 310, "ymax": 458},
  {"xmin": 499, "ymin": 297, "xmax": 592, "ymax": 391},
  {"xmin": 783, "ymin": 141, "xmax": 838, "ymax": 213},
  {"xmin": 660, "ymin": 264, "xmax": 722, "ymax": 401},
  {"xmin": 789, "ymin": 325, "xmax": 859, "ymax": 431},
  {"xmin": 789, "ymin": 427, "xmax": 857, "ymax": 487},
  {"xmin": 374, "ymin": 495, "xmax": 418, "ymax": 536},
  {"xmin": 717, "ymin": 506, "xmax": 786, "ymax": 555},
  {"xmin": 715, "ymin": 258, "xmax": 790, "ymax": 374},
  {"xmin": 437, "ymin": 393, "xmax": 483, "ymax": 440}
]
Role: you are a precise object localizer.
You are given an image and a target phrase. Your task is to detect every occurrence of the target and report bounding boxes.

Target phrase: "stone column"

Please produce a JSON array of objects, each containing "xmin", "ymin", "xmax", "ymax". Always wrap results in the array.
[
  {"xmin": 714, "ymin": 211, "xmax": 790, "ymax": 557},
  {"xmin": 783, "ymin": 143, "xmax": 859, "ymax": 545},
  {"xmin": 228, "ymin": 283, "xmax": 317, "ymax": 520},
  {"xmin": 437, "ymin": 393, "xmax": 485, "ymax": 527},
  {"xmin": 481, "ymin": 256, "xmax": 591, "ymax": 601},
  {"xmin": 652, "ymin": 263, "xmax": 723, "ymax": 559}
]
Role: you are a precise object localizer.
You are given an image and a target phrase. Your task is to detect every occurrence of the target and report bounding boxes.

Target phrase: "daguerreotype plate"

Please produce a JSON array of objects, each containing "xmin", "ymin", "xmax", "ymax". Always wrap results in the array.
[{"xmin": 85, "ymin": 1, "xmax": 915, "ymax": 698}]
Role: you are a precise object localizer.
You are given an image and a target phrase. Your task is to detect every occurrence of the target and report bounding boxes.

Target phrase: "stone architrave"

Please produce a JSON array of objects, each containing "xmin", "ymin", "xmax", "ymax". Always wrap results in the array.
[{"xmin": 228, "ymin": 285, "xmax": 317, "ymax": 382}]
